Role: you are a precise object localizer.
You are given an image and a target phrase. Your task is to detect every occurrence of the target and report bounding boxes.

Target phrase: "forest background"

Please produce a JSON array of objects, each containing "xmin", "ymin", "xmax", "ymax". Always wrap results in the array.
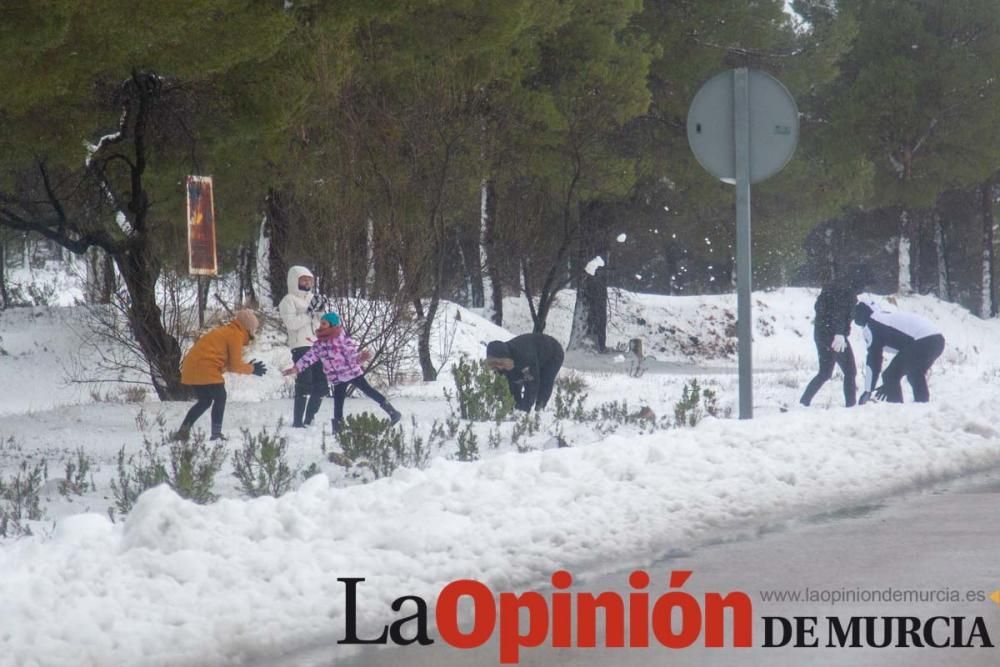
[{"xmin": 2, "ymin": 0, "xmax": 999, "ymax": 397}]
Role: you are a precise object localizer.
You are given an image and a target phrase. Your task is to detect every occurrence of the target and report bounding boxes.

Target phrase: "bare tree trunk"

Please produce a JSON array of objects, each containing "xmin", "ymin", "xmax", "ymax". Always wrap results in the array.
[
  {"xmin": 482, "ymin": 178, "xmax": 503, "ymax": 325},
  {"xmin": 100, "ymin": 251, "xmax": 115, "ymax": 304},
  {"xmin": 365, "ymin": 217, "xmax": 376, "ymax": 297},
  {"xmin": 898, "ymin": 210, "xmax": 913, "ymax": 294},
  {"xmin": 983, "ymin": 176, "xmax": 998, "ymax": 317},
  {"xmin": 567, "ymin": 202, "xmax": 608, "ymax": 351},
  {"xmin": 116, "ymin": 245, "xmax": 187, "ymax": 400},
  {"xmin": 414, "ymin": 296, "xmax": 440, "ymax": 381},
  {"xmin": 458, "ymin": 225, "xmax": 484, "ymax": 308},
  {"xmin": 196, "ymin": 276, "xmax": 210, "ymax": 328},
  {"xmin": 264, "ymin": 188, "xmax": 292, "ymax": 306},
  {"xmin": 237, "ymin": 241, "xmax": 258, "ymax": 309},
  {"xmin": 0, "ymin": 240, "xmax": 7, "ymax": 309},
  {"xmin": 933, "ymin": 214, "xmax": 950, "ymax": 301}
]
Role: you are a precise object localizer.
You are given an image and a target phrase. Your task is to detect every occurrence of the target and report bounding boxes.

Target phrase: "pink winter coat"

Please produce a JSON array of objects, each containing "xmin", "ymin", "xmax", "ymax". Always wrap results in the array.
[{"xmin": 294, "ymin": 331, "xmax": 364, "ymax": 384}]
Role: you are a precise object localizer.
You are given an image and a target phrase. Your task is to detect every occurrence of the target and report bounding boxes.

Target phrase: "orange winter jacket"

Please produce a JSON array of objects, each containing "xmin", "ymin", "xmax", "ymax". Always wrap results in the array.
[{"xmin": 180, "ymin": 321, "xmax": 254, "ymax": 385}]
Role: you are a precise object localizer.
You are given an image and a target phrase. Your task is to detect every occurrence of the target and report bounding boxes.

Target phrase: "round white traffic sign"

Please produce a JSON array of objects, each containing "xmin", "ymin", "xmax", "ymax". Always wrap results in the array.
[{"xmin": 687, "ymin": 69, "xmax": 799, "ymax": 184}]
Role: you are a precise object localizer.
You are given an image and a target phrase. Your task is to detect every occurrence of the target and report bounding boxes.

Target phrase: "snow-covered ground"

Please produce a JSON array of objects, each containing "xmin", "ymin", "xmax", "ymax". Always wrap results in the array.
[{"xmin": 1, "ymin": 283, "xmax": 999, "ymax": 666}]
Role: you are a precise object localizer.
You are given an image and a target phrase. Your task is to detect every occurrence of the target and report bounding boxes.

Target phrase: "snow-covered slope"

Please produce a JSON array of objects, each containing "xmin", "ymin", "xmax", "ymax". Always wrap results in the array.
[{"xmin": 0, "ymin": 288, "xmax": 999, "ymax": 666}]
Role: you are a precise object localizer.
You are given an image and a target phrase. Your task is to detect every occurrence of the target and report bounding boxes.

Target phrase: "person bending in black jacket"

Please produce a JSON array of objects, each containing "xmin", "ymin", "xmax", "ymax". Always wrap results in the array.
[
  {"xmin": 799, "ymin": 267, "xmax": 872, "ymax": 407},
  {"xmin": 485, "ymin": 333, "xmax": 565, "ymax": 412}
]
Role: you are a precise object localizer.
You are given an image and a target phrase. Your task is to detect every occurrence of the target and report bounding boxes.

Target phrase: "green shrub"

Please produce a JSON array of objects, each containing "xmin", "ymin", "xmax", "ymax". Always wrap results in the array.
[
  {"xmin": 455, "ymin": 423, "xmax": 480, "ymax": 462},
  {"xmin": 510, "ymin": 411, "xmax": 542, "ymax": 452},
  {"xmin": 553, "ymin": 374, "xmax": 589, "ymax": 421},
  {"xmin": 167, "ymin": 436, "xmax": 227, "ymax": 504},
  {"xmin": 110, "ymin": 440, "xmax": 167, "ymax": 515},
  {"xmin": 337, "ymin": 412, "xmax": 431, "ymax": 480},
  {"xmin": 447, "ymin": 354, "xmax": 515, "ymax": 422},
  {"xmin": 232, "ymin": 425, "xmax": 295, "ymax": 498},
  {"xmin": 673, "ymin": 379, "xmax": 720, "ymax": 427},
  {"xmin": 59, "ymin": 447, "xmax": 94, "ymax": 496},
  {"xmin": 111, "ymin": 430, "xmax": 226, "ymax": 513},
  {"xmin": 0, "ymin": 459, "xmax": 47, "ymax": 537}
]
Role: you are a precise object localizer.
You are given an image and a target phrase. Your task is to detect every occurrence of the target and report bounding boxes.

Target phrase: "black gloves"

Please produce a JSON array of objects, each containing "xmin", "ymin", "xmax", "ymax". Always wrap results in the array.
[
  {"xmin": 250, "ymin": 359, "xmax": 267, "ymax": 376},
  {"xmin": 306, "ymin": 293, "xmax": 329, "ymax": 315},
  {"xmin": 858, "ymin": 387, "xmax": 887, "ymax": 405}
]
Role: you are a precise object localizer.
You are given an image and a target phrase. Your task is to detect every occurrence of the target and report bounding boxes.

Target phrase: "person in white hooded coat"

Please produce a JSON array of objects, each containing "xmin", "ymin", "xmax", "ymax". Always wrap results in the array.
[{"xmin": 279, "ymin": 266, "xmax": 330, "ymax": 426}]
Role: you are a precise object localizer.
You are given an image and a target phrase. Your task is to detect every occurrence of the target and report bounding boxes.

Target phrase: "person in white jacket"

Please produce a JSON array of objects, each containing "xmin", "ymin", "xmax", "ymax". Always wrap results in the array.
[{"xmin": 279, "ymin": 266, "xmax": 330, "ymax": 426}]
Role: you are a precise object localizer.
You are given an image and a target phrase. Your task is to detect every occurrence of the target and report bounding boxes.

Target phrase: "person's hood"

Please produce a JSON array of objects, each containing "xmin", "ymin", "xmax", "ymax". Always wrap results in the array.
[
  {"xmin": 485, "ymin": 340, "xmax": 511, "ymax": 360},
  {"xmin": 232, "ymin": 309, "xmax": 258, "ymax": 343},
  {"xmin": 286, "ymin": 265, "xmax": 314, "ymax": 300},
  {"xmin": 485, "ymin": 340, "xmax": 515, "ymax": 371},
  {"xmin": 852, "ymin": 298, "xmax": 879, "ymax": 327}
]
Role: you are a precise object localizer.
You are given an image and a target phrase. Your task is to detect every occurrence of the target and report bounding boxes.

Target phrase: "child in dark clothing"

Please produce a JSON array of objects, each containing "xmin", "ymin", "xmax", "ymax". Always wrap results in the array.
[{"xmin": 282, "ymin": 312, "xmax": 401, "ymax": 433}]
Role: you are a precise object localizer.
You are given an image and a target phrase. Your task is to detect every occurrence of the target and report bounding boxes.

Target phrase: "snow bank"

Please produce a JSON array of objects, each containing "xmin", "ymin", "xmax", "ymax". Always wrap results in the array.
[
  {"xmin": 2, "ymin": 287, "xmax": 1000, "ymax": 665},
  {"xmin": 1, "ymin": 389, "xmax": 999, "ymax": 665}
]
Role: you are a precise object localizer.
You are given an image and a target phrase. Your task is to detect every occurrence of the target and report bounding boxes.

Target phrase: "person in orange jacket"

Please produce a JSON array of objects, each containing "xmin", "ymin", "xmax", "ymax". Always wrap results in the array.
[{"xmin": 172, "ymin": 309, "xmax": 267, "ymax": 441}]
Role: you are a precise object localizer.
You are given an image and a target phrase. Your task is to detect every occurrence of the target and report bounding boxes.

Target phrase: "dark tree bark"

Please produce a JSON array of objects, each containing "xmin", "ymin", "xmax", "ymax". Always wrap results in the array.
[
  {"xmin": 482, "ymin": 178, "xmax": 503, "ymax": 325},
  {"xmin": 0, "ymin": 240, "xmax": 7, "ymax": 309},
  {"xmin": 568, "ymin": 201, "xmax": 609, "ymax": 351},
  {"xmin": 116, "ymin": 242, "xmax": 187, "ymax": 399},
  {"xmin": 264, "ymin": 188, "xmax": 292, "ymax": 306},
  {"xmin": 100, "ymin": 250, "xmax": 116, "ymax": 304},
  {"xmin": 196, "ymin": 276, "xmax": 210, "ymax": 328},
  {"xmin": 457, "ymin": 224, "xmax": 484, "ymax": 308},
  {"xmin": 933, "ymin": 211, "xmax": 950, "ymax": 302},
  {"xmin": 898, "ymin": 209, "xmax": 916, "ymax": 294},
  {"xmin": 983, "ymin": 175, "xmax": 998, "ymax": 317},
  {"xmin": 237, "ymin": 241, "xmax": 258, "ymax": 309}
]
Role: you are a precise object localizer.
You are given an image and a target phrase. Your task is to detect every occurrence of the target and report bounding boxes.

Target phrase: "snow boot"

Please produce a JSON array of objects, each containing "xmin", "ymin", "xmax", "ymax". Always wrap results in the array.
[
  {"xmin": 382, "ymin": 402, "xmax": 402, "ymax": 426},
  {"xmin": 303, "ymin": 394, "xmax": 323, "ymax": 426},
  {"xmin": 292, "ymin": 395, "xmax": 308, "ymax": 428},
  {"xmin": 170, "ymin": 424, "xmax": 192, "ymax": 442},
  {"xmin": 210, "ymin": 424, "xmax": 228, "ymax": 441}
]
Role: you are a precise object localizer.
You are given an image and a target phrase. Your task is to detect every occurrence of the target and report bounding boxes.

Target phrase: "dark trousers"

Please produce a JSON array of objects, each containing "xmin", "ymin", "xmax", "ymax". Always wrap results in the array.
[
  {"xmin": 291, "ymin": 346, "xmax": 328, "ymax": 426},
  {"xmin": 881, "ymin": 334, "xmax": 945, "ymax": 403},
  {"xmin": 801, "ymin": 336, "xmax": 857, "ymax": 407},
  {"xmin": 535, "ymin": 346, "xmax": 565, "ymax": 409},
  {"xmin": 291, "ymin": 347, "xmax": 329, "ymax": 397},
  {"xmin": 182, "ymin": 384, "xmax": 227, "ymax": 429},
  {"xmin": 332, "ymin": 376, "xmax": 387, "ymax": 421}
]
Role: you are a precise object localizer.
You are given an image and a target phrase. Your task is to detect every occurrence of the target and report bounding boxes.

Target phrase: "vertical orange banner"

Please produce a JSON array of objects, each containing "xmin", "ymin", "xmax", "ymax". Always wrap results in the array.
[{"xmin": 186, "ymin": 175, "xmax": 218, "ymax": 276}]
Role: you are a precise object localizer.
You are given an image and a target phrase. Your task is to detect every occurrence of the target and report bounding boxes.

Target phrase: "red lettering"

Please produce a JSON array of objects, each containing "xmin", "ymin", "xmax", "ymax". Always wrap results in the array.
[
  {"xmin": 652, "ymin": 571, "xmax": 701, "ymax": 648},
  {"xmin": 629, "ymin": 571, "xmax": 650, "ymax": 647},
  {"xmin": 578, "ymin": 592, "xmax": 625, "ymax": 648},
  {"xmin": 703, "ymin": 592, "xmax": 753, "ymax": 647},
  {"xmin": 499, "ymin": 592, "xmax": 548, "ymax": 664},
  {"xmin": 551, "ymin": 570, "xmax": 573, "ymax": 648},
  {"xmin": 436, "ymin": 580, "xmax": 495, "ymax": 649}
]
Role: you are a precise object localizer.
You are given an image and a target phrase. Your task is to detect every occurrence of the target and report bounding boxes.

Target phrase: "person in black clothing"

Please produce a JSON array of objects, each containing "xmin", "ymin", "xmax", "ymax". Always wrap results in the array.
[
  {"xmin": 799, "ymin": 267, "xmax": 872, "ymax": 407},
  {"xmin": 485, "ymin": 333, "xmax": 565, "ymax": 412},
  {"xmin": 852, "ymin": 300, "xmax": 945, "ymax": 403}
]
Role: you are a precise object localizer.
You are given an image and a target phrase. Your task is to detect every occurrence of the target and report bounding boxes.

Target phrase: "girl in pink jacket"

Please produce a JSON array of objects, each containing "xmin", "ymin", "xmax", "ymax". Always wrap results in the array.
[{"xmin": 283, "ymin": 312, "xmax": 401, "ymax": 433}]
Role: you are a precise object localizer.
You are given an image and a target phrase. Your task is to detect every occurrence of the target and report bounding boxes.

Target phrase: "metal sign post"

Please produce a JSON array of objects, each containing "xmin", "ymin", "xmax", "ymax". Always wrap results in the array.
[
  {"xmin": 687, "ymin": 68, "xmax": 799, "ymax": 419},
  {"xmin": 733, "ymin": 69, "xmax": 753, "ymax": 419}
]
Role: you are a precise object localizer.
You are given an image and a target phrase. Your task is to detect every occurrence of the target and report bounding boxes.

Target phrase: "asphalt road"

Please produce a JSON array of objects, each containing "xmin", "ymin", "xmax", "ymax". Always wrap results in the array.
[{"xmin": 256, "ymin": 469, "xmax": 1000, "ymax": 667}]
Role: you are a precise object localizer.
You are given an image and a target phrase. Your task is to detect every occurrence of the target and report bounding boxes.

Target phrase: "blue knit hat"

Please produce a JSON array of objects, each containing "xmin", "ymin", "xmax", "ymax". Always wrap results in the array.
[{"xmin": 321, "ymin": 312, "xmax": 341, "ymax": 327}]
